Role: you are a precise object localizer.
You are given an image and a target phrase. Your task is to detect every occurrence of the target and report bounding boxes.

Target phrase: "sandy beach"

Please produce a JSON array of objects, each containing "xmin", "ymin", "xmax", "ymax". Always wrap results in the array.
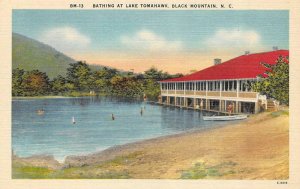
[{"xmin": 12, "ymin": 110, "xmax": 289, "ymax": 179}]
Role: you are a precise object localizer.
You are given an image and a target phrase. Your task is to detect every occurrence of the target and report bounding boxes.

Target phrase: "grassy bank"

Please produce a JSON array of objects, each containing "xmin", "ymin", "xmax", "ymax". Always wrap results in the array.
[{"xmin": 12, "ymin": 110, "xmax": 289, "ymax": 179}]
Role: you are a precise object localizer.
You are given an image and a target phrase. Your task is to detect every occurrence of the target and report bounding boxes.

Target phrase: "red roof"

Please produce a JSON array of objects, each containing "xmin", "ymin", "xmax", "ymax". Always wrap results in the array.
[{"xmin": 160, "ymin": 50, "xmax": 289, "ymax": 82}]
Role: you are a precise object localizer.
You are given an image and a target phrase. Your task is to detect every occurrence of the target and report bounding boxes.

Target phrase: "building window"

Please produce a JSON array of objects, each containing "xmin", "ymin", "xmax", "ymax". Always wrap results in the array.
[
  {"xmin": 225, "ymin": 81, "xmax": 228, "ymax": 91},
  {"xmin": 202, "ymin": 82, "xmax": 206, "ymax": 90},
  {"xmin": 185, "ymin": 82, "xmax": 195, "ymax": 91},
  {"xmin": 240, "ymin": 80, "xmax": 255, "ymax": 92},
  {"xmin": 222, "ymin": 80, "xmax": 237, "ymax": 91},
  {"xmin": 208, "ymin": 81, "xmax": 220, "ymax": 91},
  {"xmin": 196, "ymin": 82, "xmax": 200, "ymax": 91},
  {"xmin": 215, "ymin": 81, "xmax": 220, "ymax": 91},
  {"xmin": 231, "ymin": 80, "xmax": 237, "ymax": 91},
  {"xmin": 196, "ymin": 81, "xmax": 206, "ymax": 91},
  {"xmin": 162, "ymin": 83, "xmax": 167, "ymax": 90},
  {"xmin": 170, "ymin": 83, "xmax": 175, "ymax": 90},
  {"xmin": 167, "ymin": 83, "xmax": 176, "ymax": 90},
  {"xmin": 176, "ymin": 82, "xmax": 184, "ymax": 90}
]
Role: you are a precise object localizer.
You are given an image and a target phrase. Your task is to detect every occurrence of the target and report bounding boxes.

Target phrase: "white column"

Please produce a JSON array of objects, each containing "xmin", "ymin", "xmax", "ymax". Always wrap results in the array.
[
  {"xmin": 194, "ymin": 81, "xmax": 196, "ymax": 95},
  {"xmin": 237, "ymin": 80, "xmax": 240, "ymax": 98},
  {"xmin": 167, "ymin": 82, "xmax": 169, "ymax": 94},
  {"xmin": 219, "ymin": 81, "xmax": 222, "ymax": 97},
  {"xmin": 205, "ymin": 81, "xmax": 208, "ymax": 96}
]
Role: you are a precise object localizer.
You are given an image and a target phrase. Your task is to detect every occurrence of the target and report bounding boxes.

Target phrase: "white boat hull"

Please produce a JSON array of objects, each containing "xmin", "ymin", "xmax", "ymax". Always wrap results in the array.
[{"xmin": 203, "ymin": 114, "xmax": 247, "ymax": 121}]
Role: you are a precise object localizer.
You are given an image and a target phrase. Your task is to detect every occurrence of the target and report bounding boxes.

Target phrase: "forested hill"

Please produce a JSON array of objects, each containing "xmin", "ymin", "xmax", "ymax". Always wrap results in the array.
[
  {"xmin": 12, "ymin": 33, "xmax": 79, "ymax": 79},
  {"xmin": 12, "ymin": 33, "xmax": 122, "ymax": 79}
]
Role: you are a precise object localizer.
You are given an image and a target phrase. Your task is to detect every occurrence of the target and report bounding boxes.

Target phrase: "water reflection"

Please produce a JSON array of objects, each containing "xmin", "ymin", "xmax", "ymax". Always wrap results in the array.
[{"xmin": 69, "ymin": 96, "xmax": 142, "ymax": 106}]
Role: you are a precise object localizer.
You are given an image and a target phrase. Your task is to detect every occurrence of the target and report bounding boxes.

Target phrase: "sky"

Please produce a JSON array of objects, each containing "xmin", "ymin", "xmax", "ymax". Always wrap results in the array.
[{"xmin": 13, "ymin": 10, "xmax": 289, "ymax": 74}]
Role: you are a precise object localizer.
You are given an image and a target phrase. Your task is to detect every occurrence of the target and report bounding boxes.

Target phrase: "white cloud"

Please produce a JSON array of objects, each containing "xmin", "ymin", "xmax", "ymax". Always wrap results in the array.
[
  {"xmin": 39, "ymin": 27, "xmax": 91, "ymax": 53},
  {"xmin": 121, "ymin": 29, "xmax": 183, "ymax": 52},
  {"xmin": 203, "ymin": 28, "xmax": 265, "ymax": 52}
]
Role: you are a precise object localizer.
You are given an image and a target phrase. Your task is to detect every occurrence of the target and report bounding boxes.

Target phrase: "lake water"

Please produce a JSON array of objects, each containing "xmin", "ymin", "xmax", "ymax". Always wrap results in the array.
[{"xmin": 12, "ymin": 97, "xmax": 230, "ymax": 161}]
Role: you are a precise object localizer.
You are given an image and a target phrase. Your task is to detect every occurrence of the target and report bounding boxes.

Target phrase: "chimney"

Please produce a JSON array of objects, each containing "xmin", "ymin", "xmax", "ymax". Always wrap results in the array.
[
  {"xmin": 245, "ymin": 51, "xmax": 250, "ymax": 55},
  {"xmin": 214, "ymin": 58, "xmax": 222, "ymax": 65},
  {"xmin": 273, "ymin": 46, "xmax": 278, "ymax": 51}
]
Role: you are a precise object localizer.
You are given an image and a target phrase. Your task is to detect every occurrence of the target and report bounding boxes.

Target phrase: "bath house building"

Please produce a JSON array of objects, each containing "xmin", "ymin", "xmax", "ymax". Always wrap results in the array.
[{"xmin": 158, "ymin": 49, "xmax": 289, "ymax": 114}]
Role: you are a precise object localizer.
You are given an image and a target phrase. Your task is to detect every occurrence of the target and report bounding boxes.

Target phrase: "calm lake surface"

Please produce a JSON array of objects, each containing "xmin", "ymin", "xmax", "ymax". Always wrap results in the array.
[{"xmin": 12, "ymin": 97, "xmax": 231, "ymax": 161}]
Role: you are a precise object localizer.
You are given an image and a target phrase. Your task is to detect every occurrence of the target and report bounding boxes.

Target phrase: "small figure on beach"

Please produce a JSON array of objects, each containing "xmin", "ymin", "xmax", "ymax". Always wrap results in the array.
[
  {"xmin": 143, "ymin": 93, "xmax": 147, "ymax": 101},
  {"xmin": 112, "ymin": 113, "xmax": 115, "ymax": 120},
  {"xmin": 227, "ymin": 103, "xmax": 233, "ymax": 115},
  {"xmin": 140, "ymin": 107, "xmax": 143, "ymax": 116}
]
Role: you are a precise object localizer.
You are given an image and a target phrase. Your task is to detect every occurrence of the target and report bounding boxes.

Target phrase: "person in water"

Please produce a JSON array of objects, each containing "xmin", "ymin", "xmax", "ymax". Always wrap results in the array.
[
  {"xmin": 112, "ymin": 113, "xmax": 115, "ymax": 120},
  {"xmin": 36, "ymin": 109, "xmax": 45, "ymax": 115},
  {"xmin": 140, "ymin": 107, "xmax": 143, "ymax": 116}
]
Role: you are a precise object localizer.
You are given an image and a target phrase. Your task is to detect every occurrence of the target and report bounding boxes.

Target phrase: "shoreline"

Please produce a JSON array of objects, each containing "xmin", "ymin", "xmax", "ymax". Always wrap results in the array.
[
  {"xmin": 12, "ymin": 96, "xmax": 81, "ymax": 99},
  {"xmin": 12, "ymin": 110, "xmax": 289, "ymax": 179},
  {"xmin": 13, "ymin": 119, "xmax": 234, "ymax": 164}
]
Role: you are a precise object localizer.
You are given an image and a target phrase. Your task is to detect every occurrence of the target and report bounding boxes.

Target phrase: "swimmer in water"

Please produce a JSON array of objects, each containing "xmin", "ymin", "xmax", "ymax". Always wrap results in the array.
[{"xmin": 112, "ymin": 113, "xmax": 115, "ymax": 120}]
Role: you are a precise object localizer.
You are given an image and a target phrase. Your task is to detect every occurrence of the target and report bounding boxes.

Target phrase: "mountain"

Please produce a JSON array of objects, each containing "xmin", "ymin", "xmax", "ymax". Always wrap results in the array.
[
  {"xmin": 12, "ymin": 33, "xmax": 107, "ymax": 79},
  {"xmin": 12, "ymin": 33, "xmax": 77, "ymax": 78}
]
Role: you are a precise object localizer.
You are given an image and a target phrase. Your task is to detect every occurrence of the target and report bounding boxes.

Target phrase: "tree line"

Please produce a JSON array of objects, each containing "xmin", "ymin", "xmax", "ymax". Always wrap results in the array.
[
  {"xmin": 12, "ymin": 56, "xmax": 289, "ymax": 104},
  {"xmin": 12, "ymin": 61, "xmax": 183, "ymax": 100}
]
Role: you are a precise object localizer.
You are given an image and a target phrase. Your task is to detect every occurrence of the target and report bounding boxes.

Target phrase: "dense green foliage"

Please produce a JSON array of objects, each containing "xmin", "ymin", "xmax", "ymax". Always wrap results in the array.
[
  {"xmin": 12, "ymin": 68, "xmax": 50, "ymax": 96},
  {"xmin": 12, "ymin": 62, "xmax": 180, "ymax": 100},
  {"xmin": 253, "ymin": 56, "xmax": 289, "ymax": 105}
]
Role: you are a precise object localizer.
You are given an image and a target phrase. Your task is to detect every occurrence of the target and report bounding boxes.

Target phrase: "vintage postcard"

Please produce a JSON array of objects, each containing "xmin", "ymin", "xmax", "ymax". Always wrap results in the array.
[{"xmin": 0, "ymin": 0, "xmax": 300, "ymax": 188}]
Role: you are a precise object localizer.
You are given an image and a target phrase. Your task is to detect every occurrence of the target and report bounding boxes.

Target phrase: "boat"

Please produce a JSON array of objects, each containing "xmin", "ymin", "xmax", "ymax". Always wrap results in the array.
[
  {"xmin": 72, "ymin": 116, "xmax": 76, "ymax": 124},
  {"xmin": 203, "ymin": 114, "xmax": 248, "ymax": 121}
]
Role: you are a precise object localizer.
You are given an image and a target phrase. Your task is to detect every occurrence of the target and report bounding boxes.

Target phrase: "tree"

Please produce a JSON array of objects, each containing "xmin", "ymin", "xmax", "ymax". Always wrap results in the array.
[
  {"xmin": 51, "ymin": 75, "xmax": 67, "ymax": 95},
  {"xmin": 89, "ymin": 67, "xmax": 119, "ymax": 94},
  {"xmin": 22, "ymin": 70, "xmax": 50, "ymax": 96},
  {"xmin": 98, "ymin": 67, "xmax": 118, "ymax": 79},
  {"xmin": 144, "ymin": 67, "xmax": 165, "ymax": 80},
  {"xmin": 253, "ymin": 55, "xmax": 289, "ymax": 105},
  {"xmin": 143, "ymin": 79, "xmax": 161, "ymax": 100},
  {"xmin": 171, "ymin": 73, "xmax": 184, "ymax": 78},
  {"xmin": 110, "ymin": 76, "xmax": 143, "ymax": 97},
  {"xmin": 66, "ymin": 61, "xmax": 92, "ymax": 92},
  {"xmin": 12, "ymin": 68, "xmax": 25, "ymax": 96}
]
